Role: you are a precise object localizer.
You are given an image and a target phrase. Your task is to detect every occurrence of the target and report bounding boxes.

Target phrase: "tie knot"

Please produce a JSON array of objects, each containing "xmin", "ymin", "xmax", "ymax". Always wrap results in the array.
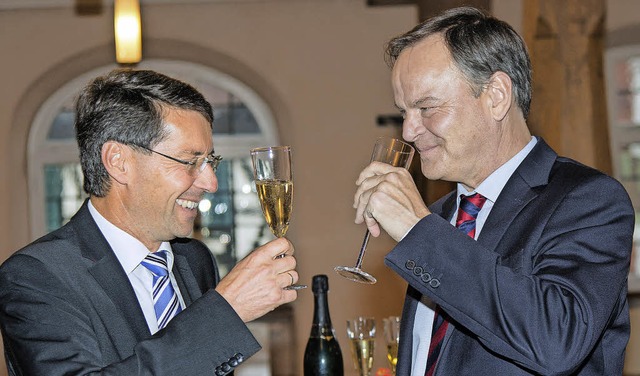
[
  {"xmin": 460, "ymin": 193, "xmax": 486, "ymax": 215},
  {"xmin": 455, "ymin": 193, "xmax": 487, "ymax": 238},
  {"xmin": 141, "ymin": 250, "xmax": 170, "ymax": 277}
]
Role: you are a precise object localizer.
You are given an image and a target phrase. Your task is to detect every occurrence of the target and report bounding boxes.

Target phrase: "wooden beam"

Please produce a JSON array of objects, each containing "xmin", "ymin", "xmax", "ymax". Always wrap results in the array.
[{"xmin": 523, "ymin": 0, "xmax": 611, "ymax": 173}]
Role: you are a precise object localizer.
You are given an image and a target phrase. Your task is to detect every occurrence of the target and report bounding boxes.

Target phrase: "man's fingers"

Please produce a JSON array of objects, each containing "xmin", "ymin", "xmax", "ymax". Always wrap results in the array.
[
  {"xmin": 257, "ymin": 237, "xmax": 293, "ymax": 259},
  {"xmin": 281, "ymin": 270, "xmax": 298, "ymax": 288},
  {"xmin": 355, "ymin": 161, "xmax": 396, "ymax": 185}
]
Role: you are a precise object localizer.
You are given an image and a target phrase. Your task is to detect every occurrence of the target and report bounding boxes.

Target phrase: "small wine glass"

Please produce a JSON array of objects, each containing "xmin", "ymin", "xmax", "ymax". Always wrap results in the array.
[
  {"xmin": 383, "ymin": 316, "xmax": 401, "ymax": 375},
  {"xmin": 250, "ymin": 145, "xmax": 307, "ymax": 290},
  {"xmin": 346, "ymin": 317, "xmax": 377, "ymax": 376},
  {"xmin": 335, "ymin": 137, "xmax": 415, "ymax": 284}
]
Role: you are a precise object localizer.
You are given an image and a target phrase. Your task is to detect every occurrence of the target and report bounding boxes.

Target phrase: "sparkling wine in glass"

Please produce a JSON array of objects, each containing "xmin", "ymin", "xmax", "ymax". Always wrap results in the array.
[
  {"xmin": 383, "ymin": 316, "xmax": 401, "ymax": 375},
  {"xmin": 346, "ymin": 317, "xmax": 376, "ymax": 376},
  {"xmin": 335, "ymin": 137, "xmax": 415, "ymax": 284},
  {"xmin": 250, "ymin": 145, "xmax": 306, "ymax": 290}
]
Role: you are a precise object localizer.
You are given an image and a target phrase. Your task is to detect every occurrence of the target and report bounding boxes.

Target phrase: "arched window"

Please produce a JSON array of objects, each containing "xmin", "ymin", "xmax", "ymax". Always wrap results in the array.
[{"xmin": 28, "ymin": 60, "xmax": 278, "ymax": 276}]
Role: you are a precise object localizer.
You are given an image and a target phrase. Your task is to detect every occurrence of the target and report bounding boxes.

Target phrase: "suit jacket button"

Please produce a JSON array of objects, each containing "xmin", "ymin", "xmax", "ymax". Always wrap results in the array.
[
  {"xmin": 430, "ymin": 278, "xmax": 441, "ymax": 288},
  {"xmin": 214, "ymin": 367, "xmax": 224, "ymax": 375},
  {"xmin": 222, "ymin": 362, "xmax": 231, "ymax": 372},
  {"xmin": 405, "ymin": 260, "xmax": 416, "ymax": 269},
  {"xmin": 413, "ymin": 266, "xmax": 423, "ymax": 276},
  {"xmin": 235, "ymin": 353, "xmax": 244, "ymax": 363},
  {"xmin": 229, "ymin": 356, "xmax": 239, "ymax": 367}
]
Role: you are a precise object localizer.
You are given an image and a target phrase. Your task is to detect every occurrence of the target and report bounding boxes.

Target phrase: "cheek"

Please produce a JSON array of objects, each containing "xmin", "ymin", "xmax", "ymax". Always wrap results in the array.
[
  {"xmin": 423, "ymin": 111, "xmax": 458, "ymax": 148},
  {"xmin": 153, "ymin": 173, "xmax": 193, "ymax": 200}
]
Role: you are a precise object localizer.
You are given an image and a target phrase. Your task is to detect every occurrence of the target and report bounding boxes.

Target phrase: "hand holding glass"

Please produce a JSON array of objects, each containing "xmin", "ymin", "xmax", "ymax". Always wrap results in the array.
[
  {"xmin": 250, "ymin": 146, "xmax": 306, "ymax": 290},
  {"xmin": 347, "ymin": 317, "xmax": 376, "ymax": 376},
  {"xmin": 335, "ymin": 137, "xmax": 415, "ymax": 284}
]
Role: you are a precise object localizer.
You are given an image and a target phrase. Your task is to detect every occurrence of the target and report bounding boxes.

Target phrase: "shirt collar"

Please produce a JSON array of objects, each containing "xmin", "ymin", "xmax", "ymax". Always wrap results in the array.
[
  {"xmin": 88, "ymin": 200, "xmax": 173, "ymax": 274},
  {"xmin": 457, "ymin": 136, "xmax": 537, "ymax": 201}
]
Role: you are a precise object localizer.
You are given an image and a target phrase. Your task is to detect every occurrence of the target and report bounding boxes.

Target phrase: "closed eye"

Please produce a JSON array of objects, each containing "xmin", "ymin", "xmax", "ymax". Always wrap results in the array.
[{"xmin": 420, "ymin": 107, "xmax": 435, "ymax": 117}]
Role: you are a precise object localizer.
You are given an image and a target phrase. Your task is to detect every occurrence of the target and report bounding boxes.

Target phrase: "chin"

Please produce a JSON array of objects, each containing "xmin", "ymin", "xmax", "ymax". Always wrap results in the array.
[
  {"xmin": 421, "ymin": 164, "xmax": 436, "ymax": 180},
  {"xmin": 171, "ymin": 222, "xmax": 196, "ymax": 239}
]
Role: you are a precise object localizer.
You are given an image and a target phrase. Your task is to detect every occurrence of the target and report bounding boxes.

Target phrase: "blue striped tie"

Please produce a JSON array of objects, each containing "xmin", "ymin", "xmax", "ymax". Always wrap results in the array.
[{"xmin": 140, "ymin": 250, "xmax": 182, "ymax": 329}]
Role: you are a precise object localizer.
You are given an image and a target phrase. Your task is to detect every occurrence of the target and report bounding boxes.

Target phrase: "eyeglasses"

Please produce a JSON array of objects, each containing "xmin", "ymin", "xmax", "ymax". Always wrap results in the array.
[{"xmin": 134, "ymin": 145, "xmax": 223, "ymax": 176}]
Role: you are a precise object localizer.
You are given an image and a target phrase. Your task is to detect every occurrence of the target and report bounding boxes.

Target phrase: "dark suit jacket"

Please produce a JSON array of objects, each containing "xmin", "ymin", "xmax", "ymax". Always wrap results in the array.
[
  {"xmin": 385, "ymin": 139, "xmax": 635, "ymax": 375},
  {"xmin": 0, "ymin": 201, "xmax": 260, "ymax": 375}
]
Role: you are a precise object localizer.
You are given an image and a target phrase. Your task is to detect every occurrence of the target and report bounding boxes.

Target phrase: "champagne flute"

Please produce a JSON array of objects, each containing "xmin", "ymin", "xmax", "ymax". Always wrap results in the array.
[
  {"xmin": 250, "ymin": 145, "xmax": 307, "ymax": 290},
  {"xmin": 335, "ymin": 137, "xmax": 415, "ymax": 284},
  {"xmin": 383, "ymin": 316, "xmax": 401, "ymax": 375},
  {"xmin": 346, "ymin": 317, "xmax": 376, "ymax": 376}
]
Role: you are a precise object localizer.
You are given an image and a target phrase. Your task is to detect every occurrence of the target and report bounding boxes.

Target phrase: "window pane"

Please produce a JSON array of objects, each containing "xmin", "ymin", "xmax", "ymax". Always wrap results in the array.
[
  {"xmin": 195, "ymin": 83, "xmax": 261, "ymax": 135},
  {"xmin": 47, "ymin": 109, "xmax": 76, "ymax": 140},
  {"xmin": 213, "ymin": 100, "xmax": 261, "ymax": 134},
  {"xmin": 613, "ymin": 57, "xmax": 640, "ymax": 126},
  {"xmin": 44, "ymin": 163, "xmax": 86, "ymax": 232},
  {"xmin": 195, "ymin": 157, "xmax": 271, "ymax": 276}
]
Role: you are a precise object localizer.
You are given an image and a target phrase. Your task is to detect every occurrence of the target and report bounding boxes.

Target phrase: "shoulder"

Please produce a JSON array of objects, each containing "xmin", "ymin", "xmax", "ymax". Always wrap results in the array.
[
  {"xmin": 2, "ymin": 223, "xmax": 79, "ymax": 267},
  {"xmin": 552, "ymin": 156, "xmax": 629, "ymax": 196},
  {"xmin": 544, "ymin": 157, "xmax": 635, "ymax": 228},
  {"xmin": 527, "ymin": 139, "xmax": 630, "ymax": 203}
]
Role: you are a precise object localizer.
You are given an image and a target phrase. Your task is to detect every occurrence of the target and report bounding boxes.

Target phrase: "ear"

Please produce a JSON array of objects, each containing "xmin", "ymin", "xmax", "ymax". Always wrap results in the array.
[
  {"xmin": 484, "ymin": 71, "xmax": 513, "ymax": 122},
  {"xmin": 101, "ymin": 141, "xmax": 129, "ymax": 185}
]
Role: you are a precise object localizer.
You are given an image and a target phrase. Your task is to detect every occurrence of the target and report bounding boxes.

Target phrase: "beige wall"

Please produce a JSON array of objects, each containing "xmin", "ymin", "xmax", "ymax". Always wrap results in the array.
[
  {"xmin": 0, "ymin": 1, "xmax": 417, "ymax": 375},
  {"xmin": 1, "ymin": 1, "xmax": 640, "ymax": 375}
]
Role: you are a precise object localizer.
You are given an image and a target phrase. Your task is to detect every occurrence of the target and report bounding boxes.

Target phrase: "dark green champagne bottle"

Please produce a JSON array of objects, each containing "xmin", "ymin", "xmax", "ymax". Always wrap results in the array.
[{"xmin": 303, "ymin": 275, "xmax": 344, "ymax": 376}]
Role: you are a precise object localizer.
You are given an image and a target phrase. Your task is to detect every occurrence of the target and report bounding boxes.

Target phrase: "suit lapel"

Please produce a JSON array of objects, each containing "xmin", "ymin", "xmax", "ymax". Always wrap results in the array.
[
  {"xmin": 477, "ymin": 138, "xmax": 557, "ymax": 257},
  {"xmin": 172, "ymin": 254, "xmax": 203, "ymax": 306},
  {"xmin": 432, "ymin": 191, "xmax": 457, "ymax": 221},
  {"xmin": 72, "ymin": 201, "xmax": 151, "ymax": 344}
]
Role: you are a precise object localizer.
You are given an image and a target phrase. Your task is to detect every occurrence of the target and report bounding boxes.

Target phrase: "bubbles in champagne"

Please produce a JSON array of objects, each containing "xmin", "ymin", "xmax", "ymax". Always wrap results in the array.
[{"xmin": 255, "ymin": 179, "xmax": 293, "ymax": 238}]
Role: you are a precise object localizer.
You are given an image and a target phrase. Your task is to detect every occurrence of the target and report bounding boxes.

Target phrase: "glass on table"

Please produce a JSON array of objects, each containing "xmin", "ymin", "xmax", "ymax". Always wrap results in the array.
[
  {"xmin": 383, "ymin": 316, "xmax": 401, "ymax": 375},
  {"xmin": 346, "ymin": 316, "xmax": 376, "ymax": 376}
]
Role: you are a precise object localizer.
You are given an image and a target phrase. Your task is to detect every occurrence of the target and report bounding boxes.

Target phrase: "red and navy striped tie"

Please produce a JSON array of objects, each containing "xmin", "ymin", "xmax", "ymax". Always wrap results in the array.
[
  {"xmin": 141, "ymin": 250, "xmax": 183, "ymax": 330},
  {"xmin": 425, "ymin": 193, "xmax": 487, "ymax": 376}
]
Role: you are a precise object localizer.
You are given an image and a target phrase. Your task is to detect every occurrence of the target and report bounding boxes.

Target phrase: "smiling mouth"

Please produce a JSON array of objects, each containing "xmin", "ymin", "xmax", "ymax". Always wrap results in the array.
[{"xmin": 176, "ymin": 199, "xmax": 199, "ymax": 210}]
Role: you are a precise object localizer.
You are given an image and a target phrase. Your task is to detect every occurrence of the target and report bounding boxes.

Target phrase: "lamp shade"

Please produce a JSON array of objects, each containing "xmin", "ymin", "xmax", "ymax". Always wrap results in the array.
[{"xmin": 114, "ymin": 0, "xmax": 142, "ymax": 64}]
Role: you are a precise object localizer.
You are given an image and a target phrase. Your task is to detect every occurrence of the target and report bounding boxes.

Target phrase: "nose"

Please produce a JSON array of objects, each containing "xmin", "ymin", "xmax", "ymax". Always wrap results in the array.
[
  {"xmin": 402, "ymin": 113, "xmax": 424, "ymax": 143},
  {"xmin": 194, "ymin": 164, "xmax": 219, "ymax": 193}
]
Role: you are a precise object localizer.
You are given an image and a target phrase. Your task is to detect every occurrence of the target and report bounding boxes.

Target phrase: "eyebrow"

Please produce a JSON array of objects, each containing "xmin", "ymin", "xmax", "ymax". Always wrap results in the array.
[
  {"xmin": 185, "ymin": 146, "xmax": 215, "ymax": 155},
  {"xmin": 394, "ymin": 95, "xmax": 439, "ymax": 111},
  {"xmin": 410, "ymin": 96, "xmax": 439, "ymax": 108}
]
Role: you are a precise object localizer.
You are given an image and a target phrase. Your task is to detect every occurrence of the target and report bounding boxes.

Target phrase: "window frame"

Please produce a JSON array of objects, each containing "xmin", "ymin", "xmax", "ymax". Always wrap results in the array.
[
  {"xmin": 28, "ymin": 59, "xmax": 278, "ymax": 240},
  {"xmin": 605, "ymin": 45, "xmax": 640, "ymax": 292}
]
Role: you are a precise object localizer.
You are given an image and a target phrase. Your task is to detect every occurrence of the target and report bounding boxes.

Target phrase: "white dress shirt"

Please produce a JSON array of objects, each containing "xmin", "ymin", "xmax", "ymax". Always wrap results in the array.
[
  {"xmin": 410, "ymin": 137, "xmax": 537, "ymax": 375},
  {"xmin": 88, "ymin": 201, "xmax": 186, "ymax": 334}
]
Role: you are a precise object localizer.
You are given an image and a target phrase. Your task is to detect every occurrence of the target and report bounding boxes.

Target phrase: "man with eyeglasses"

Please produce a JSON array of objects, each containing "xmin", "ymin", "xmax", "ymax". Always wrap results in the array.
[{"xmin": 0, "ymin": 69, "xmax": 300, "ymax": 375}]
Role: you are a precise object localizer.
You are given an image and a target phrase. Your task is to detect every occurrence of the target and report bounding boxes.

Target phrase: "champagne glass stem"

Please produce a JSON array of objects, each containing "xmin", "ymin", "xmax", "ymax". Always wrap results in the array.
[
  {"xmin": 335, "ymin": 137, "xmax": 415, "ymax": 284},
  {"xmin": 354, "ymin": 230, "xmax": 371, "ymax": 269}
]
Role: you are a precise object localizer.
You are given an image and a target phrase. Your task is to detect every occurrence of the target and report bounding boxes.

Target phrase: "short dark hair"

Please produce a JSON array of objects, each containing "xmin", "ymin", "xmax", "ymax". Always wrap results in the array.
[
  {"xmin": 385, "ymin": 6, "xmax": 532, "ymax": 119},
  {"xmin": 75, "ymin": 69, "xmax": 214, "ymax": 197}
]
